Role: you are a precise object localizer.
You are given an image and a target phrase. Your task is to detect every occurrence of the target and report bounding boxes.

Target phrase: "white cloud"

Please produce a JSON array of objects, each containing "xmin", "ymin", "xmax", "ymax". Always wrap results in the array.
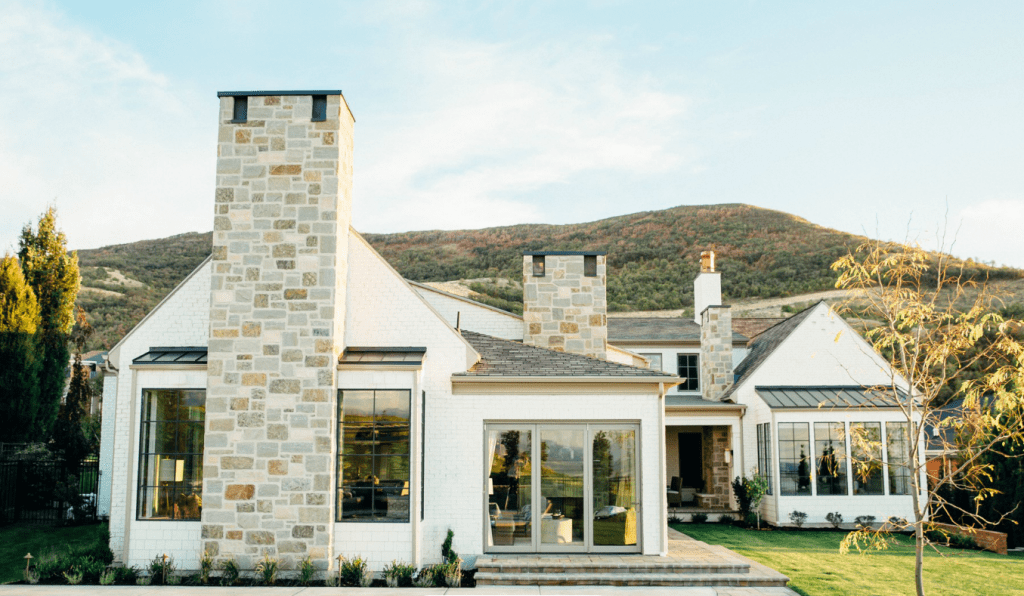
[
  {"xmin": 354, "ymin": 35, "xmax": 691, "ymax": 232},
  {"xmin": 0, "ymin": 1, "xmax": 211, "ymax": 252}
]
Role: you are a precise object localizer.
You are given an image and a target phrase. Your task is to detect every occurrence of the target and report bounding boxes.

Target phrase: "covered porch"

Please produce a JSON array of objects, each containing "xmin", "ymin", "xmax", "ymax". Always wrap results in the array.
[{"xmin": 664, "ymin": 396, "xmax": 744, "ymax": 516}]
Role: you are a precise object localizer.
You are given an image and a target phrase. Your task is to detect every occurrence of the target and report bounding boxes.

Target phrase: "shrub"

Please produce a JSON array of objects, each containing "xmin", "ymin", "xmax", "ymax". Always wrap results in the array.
[
  {"xmin": 199, "ymin": 551, "xmax": 214, "ymax": 585},
  {"xmin": 744, "ymin": 512, "xmax": 760, "ymax": 527},
  {"xmin": 826, "ymin": 512, "xmax": 844, "ymax": 529},
  {"xmin": 789, "ymin": 511, "xmax": 808, "ymax": 528},
  {"xmin": 443, "ymin": 559, "xmax": 463, "ymax": 588},
  {"xmin": 383, "ymin": 560, "xmax": 415, "ymax": 588},
  {"xmin": 668, "ymin": 515, "xmax": 685, "ymax": 524},
  {"xmin": 442, "ymin": 528, "xmax": 458, "ymax": 564},
  {"xmin": 112, "ymin": 566, "xmax": 138, "ymax": 585},
  {"xmin": 338, "ymin": 555, "xmax": 370, "ymax": 587},
  {"xmin": 950, "ymin": 533, "xmax": 979, "ymax": 550},
  {"xmin": 220, "ymin": 558, "xmax": 240, "ymax": 586},
  {"xmin": 24, "ymin": 568, "xmax": 40, "ymax": 585},
  {"xmin": 255, "ymin": 553, "xmax": 279, "ymax": 586},
  {"xmin": 732, "ymin": 474, "xmax": 769, "ymax": 521},
  {"xmin": 136, "ymin": 575, "xmax": 152, "ymax": 586},
  {"xmin": 99, "ymin": 569, "xmax": 116, "ymax": 586},
  {"xmin": 855, "ymin": 515, "xmax": 877, "ymax": 529},
  {"xmin": 148, "ymin": 554, "xmax": 174, "ymax": 585},
  {"xmin": 691, "ymin": 512, "xmax": 709, "ymax": 523},
  {"xmin": 719, "ymin": 514, "xmax": 735, "ymax": 524},
  {"xmin": 62, "ymin": 566, "xmax": 84, "ymax": 585},
  {"xmin": 298, "ymin": 556, "xmax": 319, "ymax": 586},
  {"xmin": 413, "ymin": 566, "xmax": 437, "ymax": 588}
]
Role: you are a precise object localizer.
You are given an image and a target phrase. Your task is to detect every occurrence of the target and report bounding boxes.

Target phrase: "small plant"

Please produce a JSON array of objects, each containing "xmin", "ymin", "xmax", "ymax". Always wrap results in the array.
[
  {"xmin": 668, "ymin": 515, "xmax": 685, "ymax": 524},
  {"xmin": 441, "ymin": 528, "xmax": 459, "ymax": 564},
  {"xmin": 298, "ymin": 555, "xmax": 319, "ymax": 586},
  {"xmin": 220, "ymin": 558, "xmax": 241, "ymax": 586},
  {"xmin": 443, "ymin": 558, "xmax": 463, "ymax": 587},
  {"xmin": 887, "ymin": 516, "xmax": 908, "ymax": 530},
  {"xmin": 136, "ymin": 575, "xmax": 152, "ymax": 586},
  {"xmin": 855, "ymin": 515, "xmax": 876, "ymax": 529},
  {"xmin": 413, "ymin": 566, "xmax": 436, "ymax": 587},
  {"xmin": 255, "ymin": 553, "xmax": 280, "ymax": 586},
  {"xmin": 383, "ymin": 560, "xmax": 416, "ymax": 588},
  {"xmin": 744, "ymin": 512, "xmax": 760, "ymax": 527},
  {"xmin": 24, "ymin": 569, "xmax": 40, "ymax": 585},
  {"xmin": 360, "ymin": 566, "xmax": 374, "ymax": 587},
  {"xmin": 113, "ymin": 566, "xmax": 138, "ymax": 585},
  {"xmin": 732, "ymin": 473, "xmax": 770, "ymax": 528},
  {"xmin": 149, "ymin": 554, "xmax": 174, "ymax": 585},
  {"xmin": 99, "ymin": 568, "xmax": 116, "ymax": 586},
  {"xmin": 199, "ymin": 550, "xmax": 214, "ymax": 584},
  {"xmin": 691, "ymin": 512, "xmax": 709, "ymax": 523},
  {"xmin": 826, "ymin": 512, "xmax": 844, "ymax": 529},
  {"xmin": 950, "ymin": 533, "xmax": 979, "ymax": 550},
  {"xmin": 63, "ymin": 566, "xmax": 84, "ymax": 585},
  {"xmin": 718, "ymin": 514, "xmax": 735, "ymax": 524},
  {"xmin": 338, "ymin": 555, "xmax": 370, "ymax": 587},
  {"xmin": 789, "ymin": 511, "xmax": 808, "ymax": 528},
  {"xmin": 167, "ymin": 574, "xmax": 182, "ymax": 585}
]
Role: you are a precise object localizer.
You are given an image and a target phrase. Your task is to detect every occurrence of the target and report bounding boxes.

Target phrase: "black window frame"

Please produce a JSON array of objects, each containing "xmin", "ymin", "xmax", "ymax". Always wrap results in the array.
[
  {"xmin": 778, "ymin": 422, "xmax": 811, "ymax": 496},
  {"xmin": 532, "ymin": 255, "xmax": 545, "ymax": 277},
  {"xmin": 757, "ymin": 422, "xmax": 773, "ymax": 495},
  {"xmin": 135, "ymin": 388, "xmax": 206, "ymax": 521},
  {"xmin": 337, "ymin": 389, "xmax": 412, "ymax": 523},
  {"xmin": 311, "ymin": 95, "xmax": 327, "ymax": 122},
  {"xmin": 231, "ymin": 96, "xmax": 248, "ymax": 123},
  {"xmin": 676, "ymin": 353, "xmax": 699, "ymax": 392}
]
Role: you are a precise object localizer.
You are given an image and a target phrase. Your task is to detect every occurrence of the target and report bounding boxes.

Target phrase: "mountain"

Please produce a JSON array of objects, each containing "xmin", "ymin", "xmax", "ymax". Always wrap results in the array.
[{"xmin": 75, "ymin": 204, "xmax": 1023, "ymax": 350}]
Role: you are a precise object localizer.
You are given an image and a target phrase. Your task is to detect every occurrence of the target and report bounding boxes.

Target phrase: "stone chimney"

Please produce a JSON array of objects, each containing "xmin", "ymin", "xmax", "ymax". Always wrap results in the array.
[
  {"xmin": 694, "ymin": 251, "xmax": 733, "ymax": 400},
  {"xmin": 522, "ymin": 251, "xmax": 607, "ymax": 359},
  {"xmin": 203, "ymin": 91, "xmax": 354, "ymax": 569}
]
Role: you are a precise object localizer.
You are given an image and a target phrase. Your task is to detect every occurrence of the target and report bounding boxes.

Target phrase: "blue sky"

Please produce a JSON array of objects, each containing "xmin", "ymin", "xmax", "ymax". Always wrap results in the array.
[{"xmin": 1, "ymin": 1, "xmax": 1021, "ymax": 267}]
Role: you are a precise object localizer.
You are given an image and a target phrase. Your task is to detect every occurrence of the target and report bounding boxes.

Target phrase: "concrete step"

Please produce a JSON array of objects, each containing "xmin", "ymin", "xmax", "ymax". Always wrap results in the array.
[
  {"xmin": 476, "ymin": 559, "xmax": 750, "ymax": 575},
  {"xmin": 475, "ymin": 571, "xmax": 790, "ymax": 587}
]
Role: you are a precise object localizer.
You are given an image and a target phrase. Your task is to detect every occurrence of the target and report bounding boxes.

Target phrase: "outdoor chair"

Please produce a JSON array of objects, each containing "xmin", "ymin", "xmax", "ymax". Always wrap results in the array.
[{"xmin": 666, "ymin": 476, "xmax": 683, "ymax": 508}]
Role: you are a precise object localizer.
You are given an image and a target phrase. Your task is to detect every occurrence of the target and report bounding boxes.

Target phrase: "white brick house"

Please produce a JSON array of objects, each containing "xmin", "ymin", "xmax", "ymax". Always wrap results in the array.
[{"xmin": 98, "ymin": 89, "xmax": 922, "ymax": 573}]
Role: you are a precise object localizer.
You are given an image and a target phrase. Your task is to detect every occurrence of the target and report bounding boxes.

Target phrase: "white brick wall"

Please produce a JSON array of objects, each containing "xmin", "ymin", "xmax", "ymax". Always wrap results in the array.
[
  {"xmin": 107, "ymin": 261, "xmax": 211, "ymax": 566},
  {"xmin": 413, "ymin": 284, "xmax": 524, "ymax": 341},
  {"xmin": 98, "ymin": 374, "xmax": 118, "ymax": 518}
]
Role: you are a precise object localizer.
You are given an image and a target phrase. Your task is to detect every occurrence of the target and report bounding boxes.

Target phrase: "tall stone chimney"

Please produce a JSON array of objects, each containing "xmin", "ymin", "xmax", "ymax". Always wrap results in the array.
[
  {"xmin": 203, "ymin": 91, "xmax": 354, "ymax": 569},
  {"xmin": 522, "ymin": 251, "xmax": 607, "ymax": 359},
  {"xmin": 694, "ymin": 251, "xmax": 733, "ymax": 400}
]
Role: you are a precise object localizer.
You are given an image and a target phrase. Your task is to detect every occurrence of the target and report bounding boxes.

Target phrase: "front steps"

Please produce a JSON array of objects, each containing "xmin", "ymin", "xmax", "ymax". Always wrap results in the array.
[{"xmin": 475, "ymin": 533, "xmax": 790, "ymax": 587}]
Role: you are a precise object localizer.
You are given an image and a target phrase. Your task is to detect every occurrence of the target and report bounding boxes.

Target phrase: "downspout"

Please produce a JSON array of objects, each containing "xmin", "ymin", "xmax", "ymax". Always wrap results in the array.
[{"xmin": 658, "ymin": 382, "xmax": 668, "ymax": 556}]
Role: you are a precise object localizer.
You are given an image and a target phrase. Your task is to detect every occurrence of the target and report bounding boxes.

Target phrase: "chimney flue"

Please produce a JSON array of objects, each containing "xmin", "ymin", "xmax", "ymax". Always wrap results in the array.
[
  {"xmin": 700, "ymin": 250, "xmax": 715, "ymax": 273},
  {"xmin": 522, "ymin": 251, "xmax": 607, "ymax": 359}
]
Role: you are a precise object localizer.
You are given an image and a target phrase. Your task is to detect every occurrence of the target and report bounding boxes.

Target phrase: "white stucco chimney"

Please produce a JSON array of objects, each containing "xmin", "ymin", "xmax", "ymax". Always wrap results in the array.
[{"xmin": 693, "ymin": 250, "xmax": 721, "ymax": 325}]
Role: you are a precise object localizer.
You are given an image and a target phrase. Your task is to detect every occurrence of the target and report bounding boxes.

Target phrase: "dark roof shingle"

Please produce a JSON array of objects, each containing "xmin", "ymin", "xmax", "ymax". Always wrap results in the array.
[
  {"xmin": 721, "ymin": 305, "xmax": 817, "ymax": 400},
  {"xmin": 608, "ymin": 317, "xmax": 747, "ymax": 343},
  {"xmin": 457, "ymin": 331, "xmax": 679, "ymax": 379}
]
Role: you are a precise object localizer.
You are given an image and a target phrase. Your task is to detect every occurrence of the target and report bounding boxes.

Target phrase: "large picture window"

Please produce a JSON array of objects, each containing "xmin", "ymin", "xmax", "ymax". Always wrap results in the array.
[
  {"xmin": 849, "ymin": 422, "xmax": 884, "ymax": 495},
  {"xmin": 756, "ymin": 423, "xmax": 772, "ymax": 495},
  {"xmin": 337, "ymin": 390, "xmax": 411, "ymax": 522},
  {"xmin": 676, "ymin": 354, "xmax": 699, "ymax": 392},
  {"xmin": 814, "ymin": 422, "xmax": 848, "ymax": 495},
  {"xmin": 778, "ymin": 422, "xmax": 810, "ymax": 495},
  {"xmin": 887, "ymin": 422, "xmax": 911, "ymax": 495},
  {"xmin": 137, "ymin": 389, "xmax": 205, "ymax": 520}
]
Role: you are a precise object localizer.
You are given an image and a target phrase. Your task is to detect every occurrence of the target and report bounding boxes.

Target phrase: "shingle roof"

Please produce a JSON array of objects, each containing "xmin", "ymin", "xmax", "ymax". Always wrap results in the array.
[
  {"xmin": 755, "ymin": 385, "xmax": 909, "ymax": 409},
  {"xmin": 720, "ymin": 305, "xmax": 817, "ymax": 400},
  {"xmin": 732, "ymin": 318, "xmax": 786, "ymax": 340},
  {"xmin": 457, "ymin": 330, "xmax": 679, "ymax": 379},
  {"xmin": 607, "ymin": 317, "xmax": 747, "ymax": 343}
]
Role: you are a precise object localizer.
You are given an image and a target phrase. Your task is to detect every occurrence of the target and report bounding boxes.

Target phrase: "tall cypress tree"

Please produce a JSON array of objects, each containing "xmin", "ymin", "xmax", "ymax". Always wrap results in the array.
[
  {"xmin": 18, "ymin": 208, "xmax": 79, "ymax": 441},
  {"xmin": 0, "ymin": 255, "xmax": 42, "ymax": 442}
]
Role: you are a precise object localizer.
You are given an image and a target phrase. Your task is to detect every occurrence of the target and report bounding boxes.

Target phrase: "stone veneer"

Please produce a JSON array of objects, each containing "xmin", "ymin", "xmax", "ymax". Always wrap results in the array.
[
  {"xmin": 699, "ymin": 305, "xmax": 733, "ymax": 401},
  {"xmin": 202, "ymin": 92, "xmax": 354, "ymax": 570},
  {"xmin": 522, "ymin": 253, "xmax": 607, "ymax": 359},
  {"xmin": 698, "ymin": 427, "xmax": 733, "ymax": 509}
]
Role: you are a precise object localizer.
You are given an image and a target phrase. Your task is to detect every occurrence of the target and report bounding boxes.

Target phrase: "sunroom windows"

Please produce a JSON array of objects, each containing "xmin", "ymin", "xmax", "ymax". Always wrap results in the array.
[{"xmin": 137, "ymin": 389, "xmax": 205, "ymax": 520}]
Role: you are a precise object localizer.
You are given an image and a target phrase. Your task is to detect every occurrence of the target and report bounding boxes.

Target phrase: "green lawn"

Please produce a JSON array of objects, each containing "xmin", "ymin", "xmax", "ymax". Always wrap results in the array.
[
  {"xmin": 0, "ymin": 523, "xmax": 106, "ymax": 584},
  {"xmin": 674, "ymin": 523, "xmax": 1024, "ymax": 596}
]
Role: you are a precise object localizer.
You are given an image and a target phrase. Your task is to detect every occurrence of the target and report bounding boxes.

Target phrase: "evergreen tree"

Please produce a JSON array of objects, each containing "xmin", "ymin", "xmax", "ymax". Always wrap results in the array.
[
  {"xmin": 0, "ymin": 255, "xmax": 42, "ymax": 442},
  {"xmin": 18, "ymin": 208, "xmax": 79, "ymax": 441},
  {"xmin": 55, "ymin": 308, "xmax": 93, "ymax": 465}
]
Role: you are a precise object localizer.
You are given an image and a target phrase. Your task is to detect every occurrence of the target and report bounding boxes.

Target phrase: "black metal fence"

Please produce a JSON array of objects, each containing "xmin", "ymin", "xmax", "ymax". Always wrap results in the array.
[{"xmin": 0, "ymin": 458, "xmax": 99, "ymax": 524}]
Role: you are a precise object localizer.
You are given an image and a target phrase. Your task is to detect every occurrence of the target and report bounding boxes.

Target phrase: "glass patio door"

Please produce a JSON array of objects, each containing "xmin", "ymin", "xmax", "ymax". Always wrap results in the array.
[
  {"xmin": 590, "ymin": 426, "xmax": 639, "ymax": 551},
  {"xmin": 539, "ymin": 427, "xmax": 587, "ymax": 551}
]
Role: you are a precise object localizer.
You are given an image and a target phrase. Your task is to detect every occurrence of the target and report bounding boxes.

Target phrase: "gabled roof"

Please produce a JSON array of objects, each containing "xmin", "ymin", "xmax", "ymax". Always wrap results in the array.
[
  {"xmin": 755, "ymin": 385, "xmax": 909, "ymax": 409},
  {"xmin": 721, "ymin": 304, "xmax": 816, "ymax": 400},
  {"xmin": 608, "ymin": 317, "xmax": 747, "ymax": 343},
  {"xmin": 455, "ymin": 330, "xmax": 679, "ymax": 381}
]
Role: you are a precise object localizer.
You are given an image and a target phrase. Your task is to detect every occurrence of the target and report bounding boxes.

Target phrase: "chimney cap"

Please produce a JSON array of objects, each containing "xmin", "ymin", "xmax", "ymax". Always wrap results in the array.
[
  {"xmin": 523, "ymin": 250, "xmax": 606, "ymax": 256},
  {"xmin": 216, "ymin": 90, "xmax": 343, "ymax": 97},
  {"xmin": 700, "ymin": 250, "xmax": 716, "ymax": 273}
]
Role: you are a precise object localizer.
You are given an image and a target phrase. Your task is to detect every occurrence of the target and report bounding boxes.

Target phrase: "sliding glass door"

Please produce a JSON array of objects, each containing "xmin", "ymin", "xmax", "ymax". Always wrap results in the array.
[{"xmin": 485, "ymin": 422, "xmax": 640, "ymax": 553}]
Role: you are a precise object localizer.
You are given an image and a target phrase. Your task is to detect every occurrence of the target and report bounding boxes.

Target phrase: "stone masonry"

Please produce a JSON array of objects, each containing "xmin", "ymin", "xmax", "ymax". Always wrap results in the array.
[
  {"xmin": 522, "ymin": 252, "xmax": 607, "ymax": 360},
  {"xmin": 700, "ymin": 305, "xmax": 733, "ymax": 401},
  {"xmin": 202, "ymin": 91, "xmax": 354, "ymax": 570}
]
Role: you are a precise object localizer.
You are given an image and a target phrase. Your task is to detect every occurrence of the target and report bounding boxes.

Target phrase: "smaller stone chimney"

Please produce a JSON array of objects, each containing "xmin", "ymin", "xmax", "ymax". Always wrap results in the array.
[
  {"xmin": 522, "ymin": 251, "xmax": 607, "ymax": 359},
  {"xmin": 694, "ymin": 251, "xmax": 733, "ymax": 400}
]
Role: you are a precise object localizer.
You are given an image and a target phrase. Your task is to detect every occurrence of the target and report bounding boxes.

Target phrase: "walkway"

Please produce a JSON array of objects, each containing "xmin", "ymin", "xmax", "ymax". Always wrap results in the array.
[{"xmin": 0, "ymin": 588, "xmax": 799, "ymax": 595}]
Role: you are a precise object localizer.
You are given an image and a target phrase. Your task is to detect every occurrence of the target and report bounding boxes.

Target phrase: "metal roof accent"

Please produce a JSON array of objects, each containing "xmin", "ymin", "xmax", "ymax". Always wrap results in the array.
[
  {"xmin": 608, "ymin": 317, "xmax": 747, "ymax": 343},
  {"xmin": 132, "ymin": 347, "xmax": 208, "ymax": 365},
  {"xmin": 456, "ymin": 330, "xmax": 679, "ymax": 380},
  {"xmin": 755, "ymin": 385, "xmax": 909, "ymax": 409},
  {"xmin": 522, "ymin": 251, "xmax": 607, "ymax": 256},
  {"xmin": 340, "ymin": 347, "xmax": 426, "ymax": 365},
  {"xmin": 217, "ymin": 90, "xmax": 343, "ymax": 97}
]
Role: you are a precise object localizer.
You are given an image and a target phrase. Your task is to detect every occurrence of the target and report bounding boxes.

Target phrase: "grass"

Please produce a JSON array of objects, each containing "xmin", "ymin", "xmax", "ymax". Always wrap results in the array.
[
  {"xmin": 674, "ymin": 523, "xmax": 1024, "ymax": 596},
  {"xmin": 0, "ymin": 523, "xmax": 106, "ymax": 584}
]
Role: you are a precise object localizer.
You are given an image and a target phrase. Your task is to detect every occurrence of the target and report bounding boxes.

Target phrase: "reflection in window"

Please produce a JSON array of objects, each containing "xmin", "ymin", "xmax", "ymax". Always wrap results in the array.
[
  {"xmin": 757, "ymin": 423, "xmax": 772, "ymax": 495},
  {"xmin": 487, "ymin": 429, "xmax": 533, "ymax": 547},
  {"xmin": 778, "ymin": 422, "xmax": 810, "ymax": 495},
  {"xmin": 887, "ymin": 422, "xmax": 911, "ymax": 495},
  {"xmin": 337, "ymin": 390, "xmax": 411, "ymax": 522},
  {"xmin": 814, "ymin": 422, "xmax": 848, "ymax": 495},
  {"xmin": 850, "ymin": 422, "xmax": 884, "ymax": 495},
  {"xmin": 676, "ymin": 354, "xmax": 699, "ymax": 392},
  {"xmin": 137, "ymin": 389, "xmax": 205, "ymax": 520}
]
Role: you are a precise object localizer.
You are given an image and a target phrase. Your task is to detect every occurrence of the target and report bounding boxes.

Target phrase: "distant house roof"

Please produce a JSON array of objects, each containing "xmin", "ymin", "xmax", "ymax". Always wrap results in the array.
[
  {"xmin": 721, "ymin": 305, "xmax": 816, "ymax": 400},
  {"xmin": 732, "ymin": 318, "xmax": 786, "ymax": 340},
  {"xmin": 755, "ymin": 385, "xmax": 909, "ymax": 409},
  {"xmin": 456, "ymin": 331, "xmax": 679, "ymax": 380},
  {"xmin": 607, "ymin": 317, "xmax": 747, "ymax": 343},
  {"xmin": 132, "ymin": 347, "xmax": 208, "ymax": 365}
]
